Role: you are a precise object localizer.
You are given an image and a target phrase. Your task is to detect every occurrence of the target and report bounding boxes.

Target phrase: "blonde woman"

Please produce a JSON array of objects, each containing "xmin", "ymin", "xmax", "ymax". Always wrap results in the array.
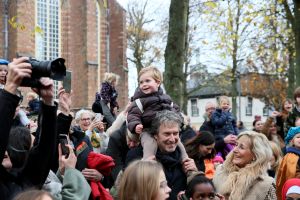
[
  {"xmin": 94, "ymin": 72, "xmax": 120, "ymax": 127},
  {"xmin": 118, "ymin": 160, "xmax": 171, "ymax": 200},
  {"xmin": 268, "ymin": 141, "xmax": 283, "ymax": 178},
  {"xmin": 213, "ymin": 131, "xmax": 276, "ymax": 200}
]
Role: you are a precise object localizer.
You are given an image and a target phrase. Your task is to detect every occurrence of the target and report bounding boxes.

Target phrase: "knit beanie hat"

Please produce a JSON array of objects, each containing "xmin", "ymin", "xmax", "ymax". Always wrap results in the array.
[
  {"xmin": 285, "ymin": 127, "xmax": 300, "ymax": 145},
  {"xmin": 282, "ymin": 178, "xmax": 300, "ymax": 200},
  {"xmin": 0, "ymin": 59, "xmax": 9, "ymax": 65},
  {"xmin": 212, "ymin": 155, "xmax": 224, "ymax": 164}
]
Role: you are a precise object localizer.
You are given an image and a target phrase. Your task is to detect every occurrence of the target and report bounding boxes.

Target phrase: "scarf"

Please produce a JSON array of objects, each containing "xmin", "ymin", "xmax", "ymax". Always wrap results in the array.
[
  {"xmin": 87, "ymin": 152, "xmax": 115, "ymax": 200},
  {"xmin": 215, "ymin": 152, "xmax": 269, "ymax": 200}
]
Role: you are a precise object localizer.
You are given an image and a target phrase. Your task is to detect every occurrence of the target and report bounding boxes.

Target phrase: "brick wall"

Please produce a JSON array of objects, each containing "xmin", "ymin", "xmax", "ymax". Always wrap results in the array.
[
  {"xmin": 0, "ymin": 0, "xmax": 128, "ymax": 110},
  {"xmin": 109, "ymin": 0, "xmax": 128, "ymax": 108}
]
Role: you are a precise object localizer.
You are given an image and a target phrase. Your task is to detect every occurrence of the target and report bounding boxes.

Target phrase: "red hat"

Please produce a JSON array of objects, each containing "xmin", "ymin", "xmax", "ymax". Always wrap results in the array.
[{"xmin": 282, "ymin": 178, "xmax": 300, "ymax": 200}]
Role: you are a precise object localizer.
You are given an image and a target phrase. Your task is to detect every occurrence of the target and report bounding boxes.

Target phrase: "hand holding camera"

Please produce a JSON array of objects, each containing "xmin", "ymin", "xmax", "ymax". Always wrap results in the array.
[{"xmin": 4, "ymin": 57, "xmax": 32, "ymax": 94}]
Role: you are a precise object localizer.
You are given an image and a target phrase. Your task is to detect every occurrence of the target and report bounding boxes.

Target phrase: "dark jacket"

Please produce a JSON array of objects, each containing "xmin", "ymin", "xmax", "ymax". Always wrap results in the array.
[
  {"xmin": 105, "ymin": 123, "xmax": 129, "ymax": 181},
  {"xmin": 127, "ymin": 87, "xmax": 180, "ymax": 134},
  {"xmin": 126, "ymin": 146, "xmax": 187, "ymax": 200},
  {"xmin": 199, "ymin": 120, "xmax": 215, "ymax": 135},
  {"xmin": 27, "ymin": 99, "xmax": 40, "ymax": 116},
  {"xmin": 211, "ymin": 109, "xmax": 238, "ymax": 138},
  {"xmin": 51, "ymin": 113, "xmax": 73, "ymax": 172},
  {"xmin": 97, "ymin": 81, "xmax": 119, "ymax": 110},
  {"xmin": 0, "ymin": 89, "xmax": 57, "ymax": 200},
  {"xmin": 286, "ymin": 107, "xmax": 300, "ymax": 134},
  {"xmin": 180, "ymin": 126, "xmax": 196, "ymax": 144},
  {"xmin": 70, "ymin": 126, "xmax": 93, "ymax": 171},
  {"xmin": 200, "ymin": 120, "xmax": 226, "ymax": 154}
]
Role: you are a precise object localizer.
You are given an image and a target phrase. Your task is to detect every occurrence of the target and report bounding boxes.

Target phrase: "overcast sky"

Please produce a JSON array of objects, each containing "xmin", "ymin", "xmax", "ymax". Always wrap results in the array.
[{"xmin": 116, "ymin": 0, "xmax": 171, "ymax": 97}]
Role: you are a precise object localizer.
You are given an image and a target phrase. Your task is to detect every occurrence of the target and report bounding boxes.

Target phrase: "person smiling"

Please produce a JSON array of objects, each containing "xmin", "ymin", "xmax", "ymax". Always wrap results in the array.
[{"xmin": 213, "ymin": 131, "xmax": 276, "ymax": 200}]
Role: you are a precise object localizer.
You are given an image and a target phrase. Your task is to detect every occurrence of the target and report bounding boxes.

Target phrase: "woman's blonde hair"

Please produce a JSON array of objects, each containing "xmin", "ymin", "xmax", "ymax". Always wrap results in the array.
[
  {"xmin": 238, "ymin": 131, "xmax": 273, "ymax": 168},
  {"xmin": 269, "ymin": 141, "xmax": 282, "ymax": 172},
  {"xmin": 104, "ymin": 72, "xmax": 119, "ymax": 85},
  {"xmin": 118, "ymin": 160, "xmax": 163, "ymax": 200},
  {"xmin": 138, "ymin": 66, "xmax": 163, "ymax": 83}
]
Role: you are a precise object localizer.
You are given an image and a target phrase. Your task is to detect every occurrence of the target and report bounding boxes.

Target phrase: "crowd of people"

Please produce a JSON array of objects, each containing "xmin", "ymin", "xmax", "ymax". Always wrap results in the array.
[{"xmin": 1, "ymin": 57, "xmax": 300, "ymax": 200}]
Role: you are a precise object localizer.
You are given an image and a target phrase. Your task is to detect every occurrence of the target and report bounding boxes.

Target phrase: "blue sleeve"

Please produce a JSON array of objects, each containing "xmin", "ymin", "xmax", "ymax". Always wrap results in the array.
[{"xmin": 211, "ymin": 109, "xmax": 227, "ymax": 126}]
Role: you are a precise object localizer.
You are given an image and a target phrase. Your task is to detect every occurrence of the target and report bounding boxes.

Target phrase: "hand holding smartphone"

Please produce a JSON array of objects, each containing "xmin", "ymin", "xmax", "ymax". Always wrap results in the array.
[
  {"xmin": 63, "ymin": 70, "xmax": 72, "ymax": 93},
  {"xmin": 59, "ymin": 134, "xmax": 69, "ymax": 157}
]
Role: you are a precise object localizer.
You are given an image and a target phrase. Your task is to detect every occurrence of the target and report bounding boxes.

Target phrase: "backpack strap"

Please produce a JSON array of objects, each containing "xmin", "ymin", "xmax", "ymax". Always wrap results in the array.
[{"xmin": 135, "ymin": 98, "xmax": 144, "ymax": 114}]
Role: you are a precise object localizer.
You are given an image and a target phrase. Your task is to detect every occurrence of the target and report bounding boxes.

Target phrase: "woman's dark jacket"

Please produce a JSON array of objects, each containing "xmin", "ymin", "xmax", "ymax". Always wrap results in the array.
[{"xmin": 0, "ymin": 89, "xmax": 57, "ymax": 200}]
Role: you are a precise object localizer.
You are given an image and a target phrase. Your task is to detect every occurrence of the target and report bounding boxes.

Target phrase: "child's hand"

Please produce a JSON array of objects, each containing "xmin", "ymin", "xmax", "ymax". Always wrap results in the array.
[{"xmin": 135, "ymin": 124, "xmax": 143, "ymax": 134}]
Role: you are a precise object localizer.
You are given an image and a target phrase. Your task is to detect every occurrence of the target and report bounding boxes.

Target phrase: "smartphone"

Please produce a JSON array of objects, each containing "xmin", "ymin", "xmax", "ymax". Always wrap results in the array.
[
  {"xmin": 59, "ymin": 134, "xmax": 69, "ymax": 157},
  {"xmin": 63, "ymin": 70, "xmax": 72, "ymax": 93}
]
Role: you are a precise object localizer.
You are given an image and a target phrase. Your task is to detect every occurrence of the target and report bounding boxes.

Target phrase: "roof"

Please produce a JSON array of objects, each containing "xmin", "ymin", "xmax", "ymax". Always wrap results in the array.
[{"xmin": 188, "ymin": 71, "xmax": 282, "ymax": 98}]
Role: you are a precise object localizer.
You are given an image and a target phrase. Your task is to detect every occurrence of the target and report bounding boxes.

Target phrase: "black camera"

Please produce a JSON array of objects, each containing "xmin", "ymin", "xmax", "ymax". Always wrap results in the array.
[{"xmin": 20, "ymin": 58, "xmax": 66, "ymax": 88}]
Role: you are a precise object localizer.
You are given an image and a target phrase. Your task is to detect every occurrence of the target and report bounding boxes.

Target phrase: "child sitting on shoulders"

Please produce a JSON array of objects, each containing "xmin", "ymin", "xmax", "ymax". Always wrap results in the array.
[
  {"xmin": 211, "ymin": 96, "xmax": 238, "ymax": 158},
  {"xmin": 127, "ymin": 66, "xmax": 188, "ymax": 161},
  {"xmin": 276, "ymin": 126, "xmax": 300, "ymax": 199}
]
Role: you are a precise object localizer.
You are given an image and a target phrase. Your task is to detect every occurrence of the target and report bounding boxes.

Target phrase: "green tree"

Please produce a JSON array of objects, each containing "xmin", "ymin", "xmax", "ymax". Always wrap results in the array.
[
  {"xmin": 200, "ymin": 0, "xmax": 262, "ymax": 117},
  {"xmin": 281, "ymin": 0, "xmax": 300, "ymax": 87},
  {"xmin": 126, "ymin": 0, "xmax": 162, "ymax": 76}
]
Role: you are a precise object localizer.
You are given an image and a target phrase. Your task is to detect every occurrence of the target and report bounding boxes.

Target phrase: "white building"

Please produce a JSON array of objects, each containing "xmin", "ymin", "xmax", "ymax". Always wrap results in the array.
[
  {"xmin": 186, "ymin": 71, "xmax": 277, "ymax": 130},
  {"xmin": 187, "ymin": 96, "xmax": 270, "ymax": 130}
]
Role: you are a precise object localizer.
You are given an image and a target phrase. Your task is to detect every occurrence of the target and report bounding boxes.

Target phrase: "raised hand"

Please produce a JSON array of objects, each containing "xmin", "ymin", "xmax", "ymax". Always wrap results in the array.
[{"xmin": 4, "ymin": 57, "xmax": 32, "ymax": 94}]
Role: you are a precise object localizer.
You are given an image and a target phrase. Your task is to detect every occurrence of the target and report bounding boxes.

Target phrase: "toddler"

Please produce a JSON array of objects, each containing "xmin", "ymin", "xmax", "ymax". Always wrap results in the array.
[
  {"xmin": 127, "ymin": 66, "xmax": 188, "ymax": 161},
  {"xmin": 211, "ymin": 96, "xmax": 238, "ymax": 158},
  {"xmin": 276, "ymin": 126, "xmax": 300, "ymax": 199},
  {"xmin": 95, "ymin": 72, "xmax": 119, "ymax": 127}
]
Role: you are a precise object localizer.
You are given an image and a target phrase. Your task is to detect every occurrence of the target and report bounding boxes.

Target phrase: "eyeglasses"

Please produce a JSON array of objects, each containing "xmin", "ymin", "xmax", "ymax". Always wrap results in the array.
[
  {"xmin": 206, "ymin": 107, "xmax": 216, "ymax": 111},
  {"xmin": 80, "ymin": 118, "xmax": 91, "ymax": 121}
]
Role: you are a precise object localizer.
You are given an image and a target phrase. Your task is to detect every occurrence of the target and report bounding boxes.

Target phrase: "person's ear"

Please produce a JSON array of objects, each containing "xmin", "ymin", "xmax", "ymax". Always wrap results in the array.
[{"xmin": 154, "ymin": 134, "xmax": 158, "ymax": 140}]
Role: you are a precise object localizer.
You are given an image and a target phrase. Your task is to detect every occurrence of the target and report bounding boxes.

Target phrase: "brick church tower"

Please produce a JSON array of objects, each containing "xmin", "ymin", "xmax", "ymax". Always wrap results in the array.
[{"xmin": 0, "ymin": 0, "xmax": 128, "ymax": 109}]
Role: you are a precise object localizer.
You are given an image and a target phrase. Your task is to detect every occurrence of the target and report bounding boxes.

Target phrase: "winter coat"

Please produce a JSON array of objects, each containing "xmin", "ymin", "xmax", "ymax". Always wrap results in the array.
[
  {"xmin": 126, "ymin": 145, "xmax": 187, "ymax": 200},
  {"xmin": 97, "ymin": 81, "xmax": 119, "ymax": 110},
  {"xmin": 213, "ymin": 151, "xmax": 276, "ymax": 200},
  {"xmin": 0, "ymin": 89, "xmax": 58, "ymax": 200},
  {"xmin": 127, "ymin": 87, "xmax": 180, "ymax": 134},
  {"xmin": 211, "ymin": 109, "xmax": 238, "ymax": 139},
  {"xmin": 70, "ymin": 126, "xmax": 93, "ymax": 171},
  {"xmin": 276, "ymin": 147, "xmax": 300, "ymax": 200},
  {"xmin": 180, "ymin": 126, "xmax": 196, "ymax": 144},
  {"xmin": 43, "ymin": 169, "xmax": 91, "ymax": 200}
]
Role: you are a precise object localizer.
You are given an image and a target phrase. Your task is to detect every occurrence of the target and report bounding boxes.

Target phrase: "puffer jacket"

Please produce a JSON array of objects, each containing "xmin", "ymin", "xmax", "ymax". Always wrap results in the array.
[
  {"xmin": 211, "ymin": 109, "xmax": 238, "ymax": 140},
  {"xmin": 127, "ymin": 87, "xmax": 180, "ymax": 134}
]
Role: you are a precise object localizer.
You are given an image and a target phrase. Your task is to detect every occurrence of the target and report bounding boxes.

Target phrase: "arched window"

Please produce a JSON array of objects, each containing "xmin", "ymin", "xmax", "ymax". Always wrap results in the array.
[{"xmin": 36, "ymin": 0, "xmax": 61, "ymax": 95}]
